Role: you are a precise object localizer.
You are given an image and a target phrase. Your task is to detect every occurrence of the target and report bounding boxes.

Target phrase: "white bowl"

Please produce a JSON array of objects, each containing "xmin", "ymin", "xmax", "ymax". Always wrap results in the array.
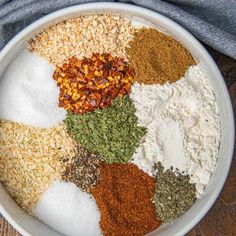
[{"xmin": 0, "ymin": 2, "xmax": 234, "ymax": 236}]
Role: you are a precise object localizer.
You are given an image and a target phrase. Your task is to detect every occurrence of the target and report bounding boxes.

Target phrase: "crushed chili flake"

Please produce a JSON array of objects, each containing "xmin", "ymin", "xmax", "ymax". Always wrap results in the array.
[{"xmin": 53, "ymin": 53, "xmax": 134, "ymax": 113}]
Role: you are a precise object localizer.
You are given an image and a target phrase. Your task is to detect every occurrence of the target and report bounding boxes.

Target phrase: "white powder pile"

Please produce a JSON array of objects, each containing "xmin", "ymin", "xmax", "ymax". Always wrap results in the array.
[
  {"xmin": 0, "ymin": 50, "xmax": 66, "ymax": 128},
  {"xmin": 130, "ymin": 64, "xmax": 221, "ymax": 196},
  {"xmin": 33, "ymin": 181, "xmax": 102, "ymax": 236}
]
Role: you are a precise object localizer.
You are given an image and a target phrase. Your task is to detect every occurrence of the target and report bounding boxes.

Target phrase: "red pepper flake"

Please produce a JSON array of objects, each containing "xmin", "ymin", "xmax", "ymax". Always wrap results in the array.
[{"xmin": 53, "ymin": 53, "xmax": 134, "ymax": 113}]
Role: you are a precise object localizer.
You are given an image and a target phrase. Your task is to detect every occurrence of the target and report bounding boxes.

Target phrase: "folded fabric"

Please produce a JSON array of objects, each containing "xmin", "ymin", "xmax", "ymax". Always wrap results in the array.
[{"xmin": 0, "ymin": 0, "xmax": 235, "ymax": 59}]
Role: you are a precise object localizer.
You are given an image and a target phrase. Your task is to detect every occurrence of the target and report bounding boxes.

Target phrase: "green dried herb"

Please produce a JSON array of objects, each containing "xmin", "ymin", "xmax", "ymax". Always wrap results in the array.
[
  {"xmin": 153, "ymin": 163, "xmax": 196, "ymax": 223},
  {"xmin": 64, "ymin": 96, "xmax": 146, "ymax": 163}
]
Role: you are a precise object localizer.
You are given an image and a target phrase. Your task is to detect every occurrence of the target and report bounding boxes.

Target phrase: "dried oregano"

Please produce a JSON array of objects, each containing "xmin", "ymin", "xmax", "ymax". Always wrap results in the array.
[
  {"xmin": 65, "ymin": 96, "xmax": 146, "ymax": 163},
  {"xmin": 153, "ymin": 163, "xmax": 196, "ymax": 222}
]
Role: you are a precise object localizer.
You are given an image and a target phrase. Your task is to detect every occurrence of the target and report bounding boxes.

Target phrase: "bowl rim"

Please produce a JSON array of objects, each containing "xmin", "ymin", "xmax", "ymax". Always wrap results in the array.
[{"xmin": 0, "ymin": 2, "xmax": 234, "ymax": 236}]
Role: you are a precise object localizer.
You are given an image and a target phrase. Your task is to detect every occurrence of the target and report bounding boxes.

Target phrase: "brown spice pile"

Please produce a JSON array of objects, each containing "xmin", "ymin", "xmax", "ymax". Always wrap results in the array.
[
  {"xmin": 53, "ymin": 53, "xmax": 134, "ymax": 113},
  {"xmin": 62, "ymin": 145, "xmax": 101, "ymax": 193},
  {"xmin": 0, "ymin": 120, "xmax": 77, "ymax": 213},
  {"xmin": 29, "ymin": 15, "xmax": 134, "ymax": 65},
  {"xmin": 126, "ymin": 28, "xmax": 195, "ymax": 84},
  {"xmin": 91, "ymin": 163, "xmax": 161, "ymax": 236}
]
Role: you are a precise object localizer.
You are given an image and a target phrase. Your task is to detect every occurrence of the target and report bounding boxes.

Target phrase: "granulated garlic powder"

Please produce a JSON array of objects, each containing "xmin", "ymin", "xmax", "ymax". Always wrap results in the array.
[{"xmin": 130, "ymin": 64, "xmax": 221, "ymax": 196}]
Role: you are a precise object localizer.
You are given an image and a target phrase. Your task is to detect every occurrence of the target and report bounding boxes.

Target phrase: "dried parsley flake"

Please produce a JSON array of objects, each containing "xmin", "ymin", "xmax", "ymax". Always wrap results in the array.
[
  {"xmin": 65, "ymin": 96, "xmax": 146, "ymax": 163},
  {"xmin": 153, "ymin": 163, "xmax": 196, "ymax": 223}
]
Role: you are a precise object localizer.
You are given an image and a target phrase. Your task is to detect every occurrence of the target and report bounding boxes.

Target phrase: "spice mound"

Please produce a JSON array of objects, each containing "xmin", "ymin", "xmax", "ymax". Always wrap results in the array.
[
  {"xmin": 0, "ymin": 120, "xmax": 76, "ymax": 213},
  {"xmin": 154, "ymin": 163, "xmax": 196, "ymax": 222},
  {"xmin": 62, "ymin": 145, "xmax": 101, "ymax": 193},
  {"xmin": 29, "ymin": 15, "xmax": 134, "ymax": 65},
  {"xmin": 91, "ymin": 163, "xmax": 161, "ymax": 236},
  {"xmin": 33, "ymin": 181, "xmax": 102, "ymax": 236},
  {"xmin": 53, "ymin": 53, "xmax": 134, "ymax": 113},
  {"xmin": 127, "ymin": 28, "xmax": 195, "ymax": 85},
  {"xmin": 65, "ymin": 96, "xmax": 146, "ymax": 164}
]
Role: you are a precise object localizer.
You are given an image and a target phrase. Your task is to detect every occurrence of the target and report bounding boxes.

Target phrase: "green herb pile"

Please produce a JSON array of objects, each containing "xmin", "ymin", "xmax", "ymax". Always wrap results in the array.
[
  {"xmin": 153, "ymin": 163, "xmax": 196, "ymax": 222},
  {"xmin": 65, "ymin": 96, "xmax": 146, "ymax": 163}
]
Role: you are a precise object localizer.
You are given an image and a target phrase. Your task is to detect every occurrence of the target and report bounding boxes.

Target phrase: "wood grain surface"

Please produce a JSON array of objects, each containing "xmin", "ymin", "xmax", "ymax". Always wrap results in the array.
[{"xmin": 0, "ymin": 46, "xmax": 235, "ymax": 236}]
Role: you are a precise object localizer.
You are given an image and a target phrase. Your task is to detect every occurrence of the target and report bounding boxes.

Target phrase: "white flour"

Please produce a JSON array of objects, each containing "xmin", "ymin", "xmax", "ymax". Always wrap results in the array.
[
  {"xmin": 0, "ymin": 50, "xmax": 66, "ymax": 128},
  {"xmin": 130, "ymin": 64, "xmax": 221, "ymax": 196}
]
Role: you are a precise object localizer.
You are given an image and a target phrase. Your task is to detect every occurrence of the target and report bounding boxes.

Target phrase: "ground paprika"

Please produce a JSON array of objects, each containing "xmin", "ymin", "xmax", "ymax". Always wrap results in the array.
[{"xmin": 91, "ymin": 163, "xmax": 161, "ymax": 236}]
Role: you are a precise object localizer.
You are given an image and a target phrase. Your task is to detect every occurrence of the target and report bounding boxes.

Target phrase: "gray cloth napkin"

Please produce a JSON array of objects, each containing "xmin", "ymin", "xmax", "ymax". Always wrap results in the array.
[{"xmin": 0, "ymin": 0, "xmax": 235, "ymax": 57}]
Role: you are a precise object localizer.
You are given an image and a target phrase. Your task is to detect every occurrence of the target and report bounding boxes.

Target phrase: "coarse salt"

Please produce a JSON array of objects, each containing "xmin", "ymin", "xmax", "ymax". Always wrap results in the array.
[
  {"xmin": 33, "ymin": 181, "xmax": 102, "ymax": 236},
  {"xmin": 0, "ymin": 49, "xmax": 66, "ymax": 128},
  {"xmin": 130, "ymin": 64, "xmax": 221, "ymax": 196}
]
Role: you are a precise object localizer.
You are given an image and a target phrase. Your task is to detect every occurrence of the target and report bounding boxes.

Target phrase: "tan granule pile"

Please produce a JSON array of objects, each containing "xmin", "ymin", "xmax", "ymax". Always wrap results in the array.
[
  {"xmin": 0, "ymin": 120, "xmax": 77, "ymax": 214},
  {"xmin": 29, "ymin": 14, "xmax": 135, "ymax": 65}
]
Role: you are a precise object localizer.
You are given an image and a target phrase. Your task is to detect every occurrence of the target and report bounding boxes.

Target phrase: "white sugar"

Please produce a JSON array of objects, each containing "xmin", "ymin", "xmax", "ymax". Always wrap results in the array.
[
  {"xmin": 33, "ymin": 181, "xmax": 102, "ymax": 236},
  {"xmin": 0, "ymin": 50, "xmax": 66, "ymax": 127}
]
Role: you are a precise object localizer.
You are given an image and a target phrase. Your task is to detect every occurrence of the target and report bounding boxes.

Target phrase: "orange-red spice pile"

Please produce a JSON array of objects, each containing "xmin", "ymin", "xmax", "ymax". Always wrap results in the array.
[
  {"xmin": 91, "ymin": 163, "xmax": 161, "ymax": 236},
  {"xmin": 53, "ymin": 53, "xmax": 134, "ymax": 113}
]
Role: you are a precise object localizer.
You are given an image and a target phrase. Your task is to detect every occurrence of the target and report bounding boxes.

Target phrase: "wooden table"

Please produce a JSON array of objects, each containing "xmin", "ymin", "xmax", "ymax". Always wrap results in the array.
[{"xmin": 0, "ymin": 46, "xmax": 235, "ymax": 236}]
